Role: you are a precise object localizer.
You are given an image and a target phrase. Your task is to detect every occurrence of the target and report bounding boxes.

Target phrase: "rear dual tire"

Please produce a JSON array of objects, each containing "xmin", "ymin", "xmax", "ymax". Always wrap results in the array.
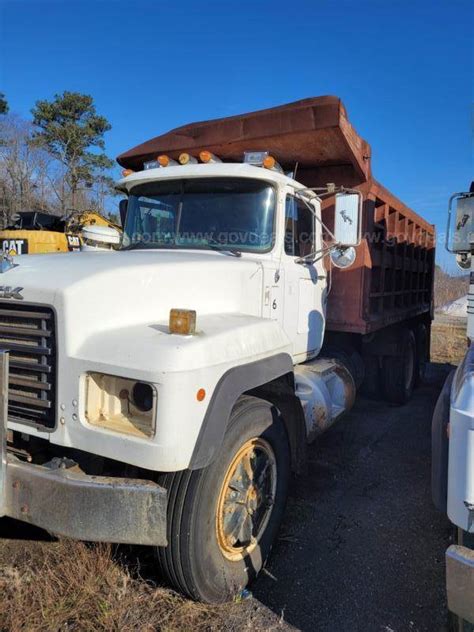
[
  {"xmin": 362, "ymin": 326, "xmax": 423, "ymax": 404},
  {"xmin": 156, "ymin": 396, "xmax": 290, "ymax": 603},
  {"xmin": 382, "ymin": 328, "xmax": 417, "ymax": 405}
]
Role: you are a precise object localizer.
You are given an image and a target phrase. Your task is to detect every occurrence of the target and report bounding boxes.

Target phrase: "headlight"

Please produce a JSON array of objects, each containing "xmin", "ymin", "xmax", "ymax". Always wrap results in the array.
[{"xmin": 85, "ymin": 372, "xmax": 157, "ymax": 438}]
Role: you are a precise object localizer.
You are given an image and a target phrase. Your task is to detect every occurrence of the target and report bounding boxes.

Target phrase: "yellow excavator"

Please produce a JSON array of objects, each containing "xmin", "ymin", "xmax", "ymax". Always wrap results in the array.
[{"xmin": 0, "ymin": 210, "xmax": 122, "ymax": 256}]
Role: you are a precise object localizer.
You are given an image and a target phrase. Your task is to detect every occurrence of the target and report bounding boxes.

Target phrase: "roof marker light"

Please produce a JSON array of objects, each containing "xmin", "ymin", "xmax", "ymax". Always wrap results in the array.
[
  {"xmin": 199, "ymin": 150, "xmax": 221, "ymax": 164},
  {"xmin": 263, "ymin": 155, "xmax": 283, "ymax": 173},
  {"xmin": 122, "ymin": 169, "xmax": 135, "ymax": 177},
  {"xmin": 179, "ymin": 153, "xmax": 198, "ymax": 165},
  {"xmin": 158, "ymin": 155, "xmax": 178, "ymax": 167}
]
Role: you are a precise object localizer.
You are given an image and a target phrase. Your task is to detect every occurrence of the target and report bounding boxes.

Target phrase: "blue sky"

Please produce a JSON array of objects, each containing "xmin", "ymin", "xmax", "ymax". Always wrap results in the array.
[{"xmin": 0, "ymin": 0, "xmax": 472, "ymax": 270}]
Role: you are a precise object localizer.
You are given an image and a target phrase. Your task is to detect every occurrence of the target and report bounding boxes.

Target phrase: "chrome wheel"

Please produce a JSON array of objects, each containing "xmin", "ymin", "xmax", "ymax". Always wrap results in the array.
[{"xmin": 216, "ymin": 437, "xmax": 277, "ymax": 561}]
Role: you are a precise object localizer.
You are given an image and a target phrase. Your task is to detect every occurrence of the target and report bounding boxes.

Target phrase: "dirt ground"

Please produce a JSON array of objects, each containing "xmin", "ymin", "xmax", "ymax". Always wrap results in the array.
[
  {"xmin": 0, "ymin": 332, "xmax": 462, "ymax": 631},
  {"xmin": 251, "ymin": 361, "xmax": 452, "ymax": 631}
]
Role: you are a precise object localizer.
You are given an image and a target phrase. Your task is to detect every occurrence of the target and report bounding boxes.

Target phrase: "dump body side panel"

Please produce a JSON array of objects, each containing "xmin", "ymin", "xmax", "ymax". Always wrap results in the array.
[{"xmin": 321, "ymin": 181, "xmax": 435, "ymax": 334}]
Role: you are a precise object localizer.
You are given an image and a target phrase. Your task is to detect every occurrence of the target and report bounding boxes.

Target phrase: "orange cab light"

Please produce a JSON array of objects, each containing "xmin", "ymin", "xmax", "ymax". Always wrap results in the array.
[
  {"xmin": 263, "ymin": 155, "xmax": 276, "ymax": 169},
  {"xmin": 196, "ymin": 388, "xmax": 206, "ymax": 402},
  {"xmin": 200, "ymin": 150, "xmax": 212, "ymax": 163},
  {"xmin": 122, "ymin": 169, "xmax": 134, "ymax": 177},
  {"xmin": 179, "ymin": 152, "xmax": 197, "ymax": 165},
  {"xmin": 199, "ymin": 150, "xmax": 221, "ymax": 163},
  {"xmin": 158, "ymin": 154, "xmax": 170, "ymax": 167}
]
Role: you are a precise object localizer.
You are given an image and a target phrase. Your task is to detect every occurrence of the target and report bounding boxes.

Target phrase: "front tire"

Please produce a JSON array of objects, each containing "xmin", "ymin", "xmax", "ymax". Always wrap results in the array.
[{"xmin": 156, "ymin": 395, "xmax": 290, "ymax": 602}]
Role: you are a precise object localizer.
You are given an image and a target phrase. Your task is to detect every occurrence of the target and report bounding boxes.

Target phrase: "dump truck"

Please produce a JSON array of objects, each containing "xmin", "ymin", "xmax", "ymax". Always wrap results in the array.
[
  {"xmin": 0, "ymin": 209, "xmax": 122, "ymax": 255},
  {"xmin": 0, "ymin": 97, "xmax": 434, "ymax": 602},
  {"xmin": 432, "ymin": 184, "xmax": 474, "ymax": 626}
]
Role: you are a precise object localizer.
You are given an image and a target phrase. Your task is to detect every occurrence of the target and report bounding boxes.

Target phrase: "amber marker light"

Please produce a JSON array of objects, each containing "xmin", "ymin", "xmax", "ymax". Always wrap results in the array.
[
  {"xmin": 179, "ymin": 153, "xmax": 198, "ymax": 165},
  {"xmin": 263, "ymin": 155, "xmax": 276, "ymax": 169},
  {"xmin": 196, "ymin": 388, "xmax": 206, "ymax": 401},
  {"xmin": 158, "ymin": 154, "xmax": 170, "ymax": 167},
  {"xmin": 199, "ymin": 150, "xmax": 221, "ymax": 163},
  {"xmin": 169, "ymin": 308, "xmax": 197, "ymax": 335},
  {"xmin": 122, "ymin": 169, "xmax": 134, "ymax": 177},
  {"xmin": 262, "ymin": 155, "xmax": 283, "ymax": 173}
]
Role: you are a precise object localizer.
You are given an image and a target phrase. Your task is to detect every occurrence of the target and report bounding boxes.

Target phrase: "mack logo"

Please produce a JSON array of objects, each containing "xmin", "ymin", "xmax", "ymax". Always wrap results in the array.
[{"xmin": 0, "ymin": 286, "xmax": 24, "ymax": 300}]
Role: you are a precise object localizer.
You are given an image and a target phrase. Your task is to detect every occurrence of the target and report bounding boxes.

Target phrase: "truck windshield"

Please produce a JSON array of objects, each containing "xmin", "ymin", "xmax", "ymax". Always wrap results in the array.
[{"xmin": 122, "ymin": 178, "xmax": 275, "ymax": 253}]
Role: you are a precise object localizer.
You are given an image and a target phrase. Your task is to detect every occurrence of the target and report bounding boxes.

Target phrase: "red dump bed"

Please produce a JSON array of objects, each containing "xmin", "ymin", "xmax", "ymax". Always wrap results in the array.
[{"xmin": 118, "ymin": 96, "xmax": 435, "ymax": 335}]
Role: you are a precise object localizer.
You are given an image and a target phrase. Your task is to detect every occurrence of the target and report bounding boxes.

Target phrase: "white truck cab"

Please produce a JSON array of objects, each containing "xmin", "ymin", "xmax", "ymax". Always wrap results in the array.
[
  {"xmin": 433, "ymin": 185, "xmax": 474, "ymax": 624},
  {"xmin": 0, "ymin": 153, "xmax": 361, "ymax": 601}
]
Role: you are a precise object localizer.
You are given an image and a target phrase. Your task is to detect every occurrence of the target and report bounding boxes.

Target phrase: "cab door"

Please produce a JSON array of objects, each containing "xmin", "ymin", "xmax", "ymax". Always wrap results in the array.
[{"xmin": 281, "ymin": 190, "xmax": 326, "ymax": 362}]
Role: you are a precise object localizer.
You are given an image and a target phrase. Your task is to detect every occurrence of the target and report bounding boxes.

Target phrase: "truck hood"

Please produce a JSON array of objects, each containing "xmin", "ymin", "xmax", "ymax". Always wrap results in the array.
[{"xmin": 0, "ymin": 250, "xmax": 265, "ymax": 352}]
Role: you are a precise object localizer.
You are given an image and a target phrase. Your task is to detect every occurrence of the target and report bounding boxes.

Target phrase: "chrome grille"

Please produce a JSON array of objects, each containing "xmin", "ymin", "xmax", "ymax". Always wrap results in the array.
[{"xmin": 0, "ymin": 303, "xmax": 56, "ymax": 429}]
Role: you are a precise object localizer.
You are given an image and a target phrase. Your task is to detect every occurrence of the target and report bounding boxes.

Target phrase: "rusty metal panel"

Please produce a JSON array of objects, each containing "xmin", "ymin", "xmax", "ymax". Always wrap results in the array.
[
  {"xmin": 117, "ymin": 96, "xmax": 372, "ymax": 186},
  {"xmin": 5, "ymin": 460, "xmax": 168, "ymax": 545},
  {"xmin": 322, "ymin": 181, "xmax": 436, "ymax": 334}
]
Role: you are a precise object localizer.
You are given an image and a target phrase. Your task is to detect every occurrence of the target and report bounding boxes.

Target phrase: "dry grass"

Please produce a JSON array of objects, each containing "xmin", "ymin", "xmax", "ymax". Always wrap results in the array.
[
  {"xmin": 0, "ymin": 539, "xmax": 283, "ymax": 632},
  {"xmin": 434, "ymin": 265, "xmax": 468, "ymax": 309},
  {"xmin": 431, "ymin": 265, "xmax": 468, "ymax": 366},
  {"xmin": 431, "ymin": 320, "xmax": 467, "ymax": 365}
]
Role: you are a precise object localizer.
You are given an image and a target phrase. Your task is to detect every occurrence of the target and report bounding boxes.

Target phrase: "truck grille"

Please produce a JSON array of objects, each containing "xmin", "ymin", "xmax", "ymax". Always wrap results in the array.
[{"xmin": 0, "ymin": 303, "xmax": 56, "ymax": 429}]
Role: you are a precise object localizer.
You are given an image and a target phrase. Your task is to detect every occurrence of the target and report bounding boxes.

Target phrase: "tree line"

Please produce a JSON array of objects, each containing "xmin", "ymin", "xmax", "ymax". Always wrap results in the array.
[{"xmin": 0, "ymin": 91, "xmax": 116, "ymax": 227}]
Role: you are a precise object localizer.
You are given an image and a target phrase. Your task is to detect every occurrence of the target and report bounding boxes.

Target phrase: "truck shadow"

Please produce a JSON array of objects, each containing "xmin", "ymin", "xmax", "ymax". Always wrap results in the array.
[{"xmin": 0, "ymin": 517, "xmax": 55, "ymax": 541}]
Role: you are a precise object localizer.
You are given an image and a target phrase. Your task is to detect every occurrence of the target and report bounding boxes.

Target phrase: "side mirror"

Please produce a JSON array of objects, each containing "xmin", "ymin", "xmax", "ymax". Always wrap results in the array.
[
  {"xmin": 334, "ymin": 192, "xmax": 362, "ymax": 247},
  {"xmin": 447, "ymin": 193, "xmax": 474, "ymax": 253},
  {"xmin": 119, "ymin": 199, "xmax": 128, "ymax": 227}
]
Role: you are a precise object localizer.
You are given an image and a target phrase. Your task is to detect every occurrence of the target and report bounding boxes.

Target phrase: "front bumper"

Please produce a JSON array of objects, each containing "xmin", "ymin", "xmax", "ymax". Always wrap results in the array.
[
  {"xmin": 0, "ymin": 351, "xmax": 167, "ymax": 546},
  {"xmin": 446, "ymin": 544, "xmax": 474, "ymax": 624}
]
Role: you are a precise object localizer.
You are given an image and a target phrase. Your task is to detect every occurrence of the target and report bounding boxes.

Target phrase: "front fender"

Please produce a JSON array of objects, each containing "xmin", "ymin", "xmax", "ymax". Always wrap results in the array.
[{"xmin": 189, "ymin": 353, "xmax": 294, "ymax": 469}]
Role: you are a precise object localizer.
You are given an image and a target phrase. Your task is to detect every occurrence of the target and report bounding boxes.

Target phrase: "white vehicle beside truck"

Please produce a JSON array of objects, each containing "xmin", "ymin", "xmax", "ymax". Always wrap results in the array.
[
  {"xmin": 0, "ymin": 97, "xmax": 435, "ymax": 602},
  {"xmin": 432, "ymin": 183, "xmax": 474, "ymax": 626}
]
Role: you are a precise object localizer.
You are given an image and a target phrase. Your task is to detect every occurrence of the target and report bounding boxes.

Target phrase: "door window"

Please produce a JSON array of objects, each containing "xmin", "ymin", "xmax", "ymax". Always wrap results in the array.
[{"xmin": 285, "ymin": 196, "xmax": 314, "ymax": 257}]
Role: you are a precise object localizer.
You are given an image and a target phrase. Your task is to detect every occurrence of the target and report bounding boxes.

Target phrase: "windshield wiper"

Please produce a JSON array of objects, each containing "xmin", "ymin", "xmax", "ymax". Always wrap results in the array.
[{"xmin": 206, "ymin": 239, "xmax": 242, "ymax": 257}]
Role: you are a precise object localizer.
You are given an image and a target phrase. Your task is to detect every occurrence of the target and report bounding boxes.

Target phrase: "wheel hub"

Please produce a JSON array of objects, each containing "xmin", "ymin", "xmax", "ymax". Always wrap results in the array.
[{"xmin": 216, "ymin": 437, "xmax": 277, "ymax": 561}]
